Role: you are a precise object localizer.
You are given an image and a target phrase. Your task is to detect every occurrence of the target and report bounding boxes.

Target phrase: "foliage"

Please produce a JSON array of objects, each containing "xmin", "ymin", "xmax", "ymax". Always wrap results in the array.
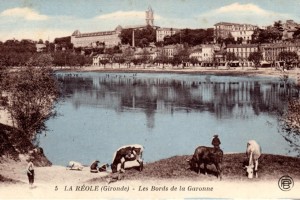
[
  {"xmin": 283, "ymin": 98, "xmax": 300, "ymax": 134},
  {"xmin": 248, "ymin": 51, "xmax": 263, "ymax": 69},
  {"xmin": 54, "ymin": 36, "xmax": 73, "ymax": 50},
  {"xmin": 217, "ymin": 33, "xmax": 236, "ymax": 45},
  {"xmin": 251, "ymin": 28, "xmax": 283, "ymax": 43},
  {"xmin": 164, "ymin": 28, "xmax": 214, "ymax": 46},
  {"xmin": 26, "ymin": 53, "xmax": 53, "ymax": 67},
  {"xmin": 100, "ymin": 59, "xmax": 110, "ymax": 66},
  {"xmin": 119, "ymin": 26, "xmax": 156, "ymax": 47},
  {"xmin": 273, "ymin": 20, "xmax": 284, "ymax": 32},
  {"xmin": 175, "ymin": 46, "xmax": 190, "ymax": 64},
  {"xmin": 0, "ymin": 39, "xmax": 36, "ymax": 67},
  {"xmin": 293, "ymin": 27, "xmax": 300, "ymax": 39},
  {"xmin": 278, "ymin": 51, "xmax": 299, "ymax": 69},
  {"xmin": 3, "ymin": 66, "xmax": 59, "ymax": 140},
  {"xmin": 225, "ymin": 52, "xmax": 237, "ymax": 61},
  {"xmin": 52, "ymin": 52, "xmax": 91, "ymax": 66}
]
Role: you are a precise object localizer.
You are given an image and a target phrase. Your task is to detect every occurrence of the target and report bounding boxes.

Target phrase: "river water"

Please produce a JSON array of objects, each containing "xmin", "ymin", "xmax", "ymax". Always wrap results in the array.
[{"xmin": 38, "ymin": 72, "xmax": 299, "ymax": 166}]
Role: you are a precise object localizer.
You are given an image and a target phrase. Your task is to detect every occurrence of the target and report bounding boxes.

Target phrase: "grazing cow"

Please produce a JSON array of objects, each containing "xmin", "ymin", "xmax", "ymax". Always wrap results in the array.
[
  {"xmin": 66, "ymin": 161, "xmax": 84, "ymax": 171},
  {"xmin": 245, "ymin": 140, "xmax": 262, "ymax": 179},
  {"xmin": 111, "ymin": 144, "xmax": 143, "ymax": 173},
  {"xmin": 187, "ymin": 146, "xmax": 223, "ymax": 180}
]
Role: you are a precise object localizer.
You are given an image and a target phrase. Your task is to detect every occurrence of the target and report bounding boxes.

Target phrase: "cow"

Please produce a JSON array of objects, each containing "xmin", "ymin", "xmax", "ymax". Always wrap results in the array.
[
  {"xmin": 245, "ymin": 140, "xmax": 262, "ymax": 179},
  {"xmin": 66, "ymin": 161, "xmax": 84, "ymax": 170},
  {"xmin": 111, "ymin": 144, "xmax": 143, "ymax": 173},
  {"xmin": 187, "ymin": 146, "xmax": 223, "ymax": 180}
]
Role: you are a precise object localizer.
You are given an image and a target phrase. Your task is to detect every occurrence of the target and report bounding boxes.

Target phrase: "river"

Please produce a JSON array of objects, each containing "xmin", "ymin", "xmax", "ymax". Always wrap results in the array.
[{"xmin": 38, "ymin": 72, "xmax": 299, "ymax": 166}]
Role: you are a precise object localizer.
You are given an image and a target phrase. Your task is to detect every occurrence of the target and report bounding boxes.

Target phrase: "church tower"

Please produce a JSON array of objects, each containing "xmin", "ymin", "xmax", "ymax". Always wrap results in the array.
[{"xmin": 145, "ymin": 6, "xmax": 154, "ymax": 26}]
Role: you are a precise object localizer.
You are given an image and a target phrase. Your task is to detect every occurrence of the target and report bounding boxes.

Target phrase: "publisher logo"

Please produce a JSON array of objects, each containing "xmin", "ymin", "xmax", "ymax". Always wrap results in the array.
[{"xmin": 278, "ymin": 175, "xmax": 294, "ymax": 191}]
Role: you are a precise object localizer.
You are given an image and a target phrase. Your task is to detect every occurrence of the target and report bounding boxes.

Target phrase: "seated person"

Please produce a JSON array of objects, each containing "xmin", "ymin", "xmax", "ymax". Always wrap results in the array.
[
  {"xmin": 90, "ymin": 160, "xmax": 100, "ymax": 173},
  {"xmin": 98, "ymin": 163, "xmax": 109, "ymax": 172}
]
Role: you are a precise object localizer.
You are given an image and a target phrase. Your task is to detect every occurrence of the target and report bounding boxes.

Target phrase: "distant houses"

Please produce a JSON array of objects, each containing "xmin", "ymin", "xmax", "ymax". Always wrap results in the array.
[{"xmin": 53, "ymin": 6, "xmax": 300, "ymax": 68}]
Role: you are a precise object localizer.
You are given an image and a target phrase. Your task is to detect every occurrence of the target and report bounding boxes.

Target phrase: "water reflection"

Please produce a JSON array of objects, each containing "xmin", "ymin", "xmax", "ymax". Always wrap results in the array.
[{"xmin": 57, "ymin": 73, "xmax": 298, "ymax": 129}]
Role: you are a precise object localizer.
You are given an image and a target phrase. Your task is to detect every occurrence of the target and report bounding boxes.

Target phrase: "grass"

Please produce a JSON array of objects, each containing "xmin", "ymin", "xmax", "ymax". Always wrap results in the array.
[{"xmin": 87, "ymin": 153, "xmax": 300, "ymax": 183}]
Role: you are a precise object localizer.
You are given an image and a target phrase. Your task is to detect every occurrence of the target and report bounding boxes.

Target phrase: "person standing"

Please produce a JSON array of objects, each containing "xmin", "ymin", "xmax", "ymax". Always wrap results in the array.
[
  {"xmin": 212, "ymin": 134, "xmax": 221, "ymax": 152},
  {"xmin": 26, "ymin": 157, "xmax": 34, "ymax": 188}
]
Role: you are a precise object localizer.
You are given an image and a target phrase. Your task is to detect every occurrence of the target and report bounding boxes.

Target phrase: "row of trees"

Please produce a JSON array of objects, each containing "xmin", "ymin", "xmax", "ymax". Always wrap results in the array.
[
  {"xmin": 162, "ymin": 28, "xmax": 214, "ymax": 46},
  {"xmin": 248, "ymin": 51, "xmax": 298, "ymax": 69},
  {"xmin": 0, "ymin": 39, "xmax": 92, "ymax": 67}
]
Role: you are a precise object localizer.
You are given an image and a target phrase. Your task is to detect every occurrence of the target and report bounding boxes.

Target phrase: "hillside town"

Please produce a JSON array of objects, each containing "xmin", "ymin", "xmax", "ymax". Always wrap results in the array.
[
  {"xmin": 1, "ymin": 6, "xmax": 300, "ymax": 70},
  {"xmin": 56, "ymin": 6, "xmax": 300, "ymax": 69}
]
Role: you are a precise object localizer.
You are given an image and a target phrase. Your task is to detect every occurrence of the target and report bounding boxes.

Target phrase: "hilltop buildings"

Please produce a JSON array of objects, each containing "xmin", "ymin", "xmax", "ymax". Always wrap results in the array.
[
  {"xmin": 214, "ymin": 22, "xmax": 257, "ymax": 43},
  {"xmin": 71, "ymin": 7, "xmax": 157, "ymax": 48},
  {"xmin": 156, "ymin": 28, "xmax": 180, "ymax": 42},
  {"xmin": 68, "ymin": 6, "xmax": 300, "ymax": 67},
  {"xmin": 71, "ymin": 26, "xmax": 122, "ymax": 48}
]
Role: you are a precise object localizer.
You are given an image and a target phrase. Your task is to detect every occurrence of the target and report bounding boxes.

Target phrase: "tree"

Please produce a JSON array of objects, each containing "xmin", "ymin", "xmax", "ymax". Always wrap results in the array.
[
  {"xmin": 38, "ymin": 39, "xmax": 44, "ymax": 44},
  {"xmin": 164, "ymin": 28, "xmax": 214, "ymax": 46},
  {"xmin": 3, "ymin": 66, "xmax": 59, "ymax": 140},
  {"xmin": 225, "ymin": 34, "xmax": 236, "ymax": 44},
  {"xmin": 248, "ymin": 51, "xmax": 263, "ymax": 69},
  {"xmin": 293, "ymin": 27, "xmax": 300, "ymax": 39},
  {"xmin": 251, "ymin": 28, "xmax": 282, "ymax": 43},
  {"xmin": 120, "ymin": 26, "xmax": 156, "ymax": 47},
  {"xmin": 26, "ymin": 53, "xmax": 53, "ymax": 67},
  {"xmin": 278, "ymin": 51, "xmax": 299, "ymax": 70},
  {"xmin": 274, "ymin": 20, "xmax": 284, "ymax": 32},
  {"xmin": 225, "ymin": 52, "xmax": 237, "ymax": 61},
  {"xmin": 100, "ymin": 59, "xmax": 109, "ymax": 68},
  {"xmin": 236, "ymin": 37, "xmax": 243, "ymax": 44}
]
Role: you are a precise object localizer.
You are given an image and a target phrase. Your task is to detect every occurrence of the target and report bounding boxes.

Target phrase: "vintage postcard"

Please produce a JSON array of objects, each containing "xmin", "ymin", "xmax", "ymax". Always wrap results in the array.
[{"xmin": 0, "ymin": 0, "xmax": 300, "ymax": 199}]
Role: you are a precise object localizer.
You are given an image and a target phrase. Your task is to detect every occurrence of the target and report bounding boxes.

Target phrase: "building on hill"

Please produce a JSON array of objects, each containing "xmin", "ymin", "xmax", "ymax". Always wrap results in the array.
[
  {"xmin": 156, "ymin": 28, "xmax": 180, "ymax": 42},
  {"xmin": 282, "ymin": 20, "xmax": 300, "ymax": 40},
  {"xmin": 214, "ymin": 22, "xmax": 257, "ymax": 43},
  {"xmin": 146, "ymin": 6, "xmax": 154, "ymax": 26},
  {"xmin": 71, "ymin": 7, "xmax": 158, "ymax": 48},
  {"xmin": 71, "ymin": 26, "xmax": 122, "ymax": 48}
]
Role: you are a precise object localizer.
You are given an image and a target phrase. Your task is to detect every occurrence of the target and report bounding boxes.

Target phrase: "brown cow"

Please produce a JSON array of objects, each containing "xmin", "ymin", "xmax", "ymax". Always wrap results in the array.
[{"xmin": 187, "ymin": 146, "xmax": 223, "ymax": 180}]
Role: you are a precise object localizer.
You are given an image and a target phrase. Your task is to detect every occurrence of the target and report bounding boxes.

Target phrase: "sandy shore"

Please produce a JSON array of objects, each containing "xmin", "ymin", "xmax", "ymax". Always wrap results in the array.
[{"xmin": 1, "ymin": 156, "xmax": 299, "ymax": 199}]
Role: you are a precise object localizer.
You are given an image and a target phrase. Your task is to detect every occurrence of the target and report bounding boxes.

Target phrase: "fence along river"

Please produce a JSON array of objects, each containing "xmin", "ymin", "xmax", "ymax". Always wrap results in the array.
[{"xmin": 38, "ymin": 72, "xmax": 300, "ymax": 166}]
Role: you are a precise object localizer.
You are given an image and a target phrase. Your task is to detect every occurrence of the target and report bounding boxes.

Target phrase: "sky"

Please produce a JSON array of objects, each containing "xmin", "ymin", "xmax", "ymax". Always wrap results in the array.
[{"xmin": 0, "ymin": 0, "xmax": 299, "ymax": 42}]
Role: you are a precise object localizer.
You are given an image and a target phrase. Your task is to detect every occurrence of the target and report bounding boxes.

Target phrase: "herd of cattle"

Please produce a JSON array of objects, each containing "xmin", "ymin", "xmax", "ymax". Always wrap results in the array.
[{"xmin": 66, "ymin": 140, "xmax": 262, "ymax": 180}]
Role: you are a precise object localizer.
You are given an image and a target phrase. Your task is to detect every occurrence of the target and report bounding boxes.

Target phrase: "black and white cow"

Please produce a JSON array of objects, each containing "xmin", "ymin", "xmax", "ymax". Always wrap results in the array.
[{"xmin": 111, "ymin": 144, "xmax": 143, "ymax": 173}]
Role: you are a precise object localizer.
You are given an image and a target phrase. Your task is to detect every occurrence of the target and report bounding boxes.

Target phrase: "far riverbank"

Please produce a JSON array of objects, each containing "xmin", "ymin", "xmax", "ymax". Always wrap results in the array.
[{"xmin": 54, "ymin": 65, "xmax": 300, "ymax": 81}]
